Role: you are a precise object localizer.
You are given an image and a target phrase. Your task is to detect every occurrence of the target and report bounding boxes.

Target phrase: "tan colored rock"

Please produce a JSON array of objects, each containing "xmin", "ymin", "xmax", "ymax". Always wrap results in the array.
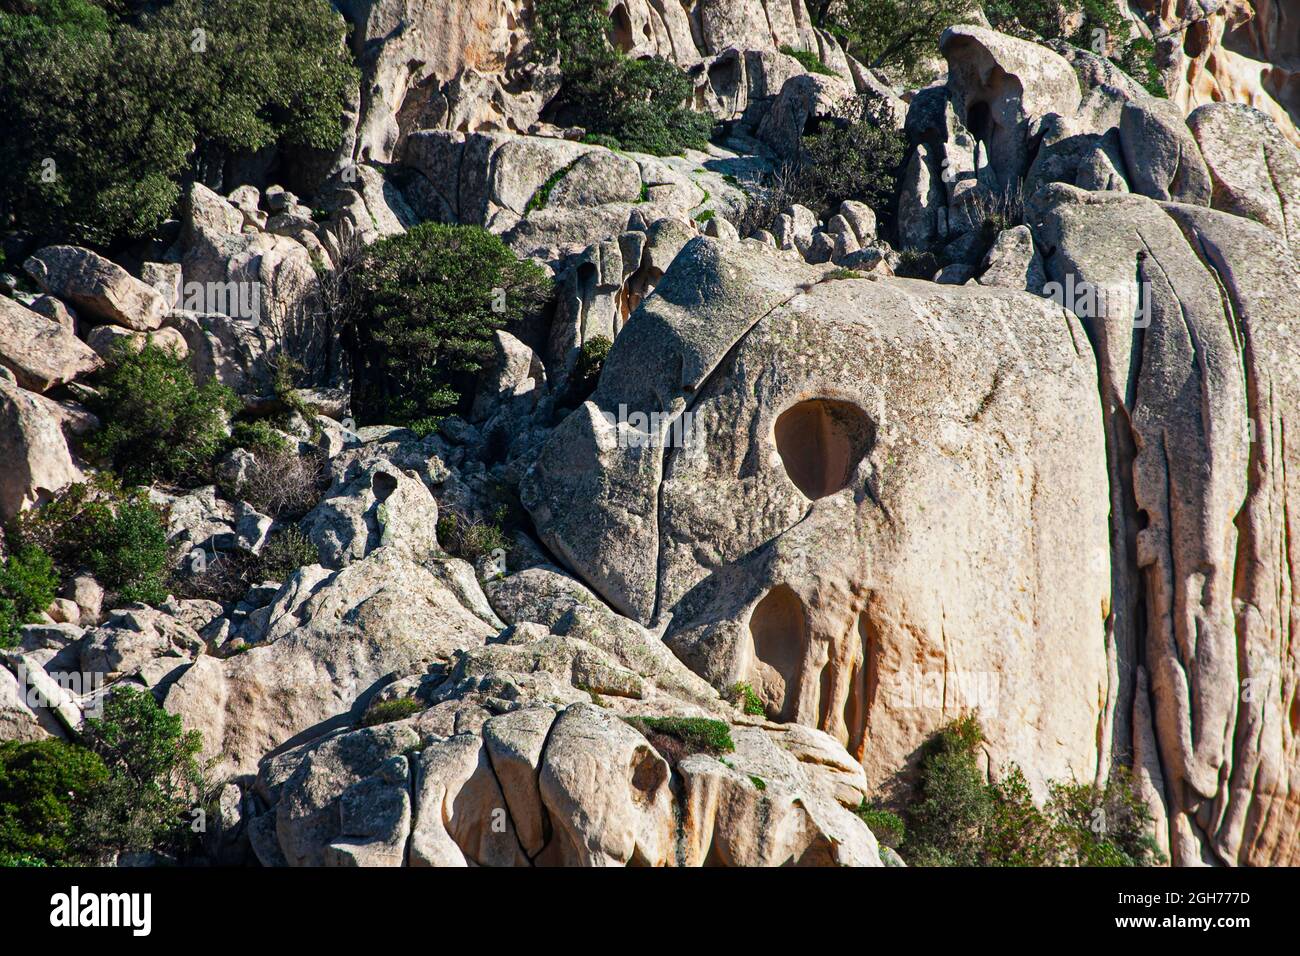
[
  {"xmin": 24, "ymin": 245, "xmax": 166, "ymax": 331},
  {"xmin": 1028, "ymin": 184, "xmax": 1300, "ymax": 865},
  {"xmin": 526, "ymin": 238, "xmax": 1111, "ymax": 798},
  {"xmin": 0, "ymin": 296, "xmax": 100, "ymax": 392},
  {"xmin": 537, "ymin": 703, "xmax": 676, "ymax": 866},
  {"xmin": 1187, "ymin": 101, "xmax": 1300, "ymax": 248},
  {"xmin": 164, "ymin": 547, "xmax": 496, "ymax": 781},
  {"xmin": 0, "ymin": 379, "xmax": 80, "ymax": 523},
  {"xmin": 408, "ymin": 732, "xmax": 529, "ymax": 866}
]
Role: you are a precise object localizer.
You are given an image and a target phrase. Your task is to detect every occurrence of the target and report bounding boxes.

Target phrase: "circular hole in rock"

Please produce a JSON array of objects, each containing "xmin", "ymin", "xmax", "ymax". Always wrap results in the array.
[{"xmin": 773, "ymin": 399, "xmax": 873, "ymax": 500}]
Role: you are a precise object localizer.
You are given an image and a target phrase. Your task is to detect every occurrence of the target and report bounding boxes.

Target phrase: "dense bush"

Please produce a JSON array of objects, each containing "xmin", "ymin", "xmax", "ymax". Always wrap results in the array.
[
  {"xmin": 532, "ymin": 0, "xmax": 713, "ymax": 155},
  {"xmin": 812, "ymin": 0, "xmax": 979, "ymax": 85},
  {"xmin": 854, "ymin": 804, "xmax": 907, "ymax": 850},
  {"xmin": 569, "ymin": 334, "xmax": 612, "ymax": 401},
  {"xmin": 75, "ymin": 686, "xmax": 206, "ymax": 862},
  {"xmin": 625, "ymin": 716, "xmax": 735, "ymax": 758},
  {"xmin": 0, "ymin": 686, "xmax": 204, "ymax": 865},
  {"xmin": 898, "ymin": 715, "xmax": 1164, "ymax": 866},
  {"xmin": 982, "ymin": 0, "xmax": 1163, "ymax": 95},
  {"xmin": 229, "ymin": 419, "xmax": 290, "ymax": 457},
  {"xmin": 0, "ymin": 545, "xmax": 58, "ymax": 648},
  {"xmin": 362, "ymin": 697, "xmax": 424, "ymax": 727},
  {"xmin": 87, "ymin": 342, "xmax": 237, "ymax": 485},
  {"xmin": 793, "ymin": 102, "xmax": 907, "ymax": 219},
  {"xmin": 7, "ymin": 476, "xmax": 171, "ymax": 606},
  {"xmin": 0, "ymin": 739, "xmax": 108, "ymax": 866},
  {"xmin": 343, "ymin": 224, "xmax": 550, "ymax": 429},
  {"xmin": 0, "ymin": 0, "xmax": 357, "ymax": 247},
  {"xmin": 437, "ymin": 510, "xmax": 511, "ymax": 566},
  {"xmin": 780, "ymin": 44, "xmax": 839, "ymax": 77}
]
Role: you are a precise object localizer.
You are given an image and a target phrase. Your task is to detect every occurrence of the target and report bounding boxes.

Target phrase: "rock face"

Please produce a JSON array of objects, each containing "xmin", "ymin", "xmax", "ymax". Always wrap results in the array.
[
  {"xmin": 164, "ymin": 546, "xmax": 497, "ymax": 780},
  {"xmin": 525, "ymin": 237, "xmax": 1112, "ymax": 797},
  {"xmin": 0, "ymin": 297, "xmax": 101, "ymax": 392},
  {"xmin": 1028, "ymin": 184, "xmax": 1300, "ymax": 866},
  {"xmin": 1150, "ymin": 0, "xmax": 1300, "ymax": 147},
  {"xmin": 249, "ymin": 598, "xmax": 887, "ymax": 867},
  {"xmin": 1187, "ymin": 101, "xmax": 1300, "ymax": 249},
  {"xmin": 24, "ymin": 245, "xmax": 167, "ymax": 331},
  {"xmin": 0, "ymin": 379, "xmax": 81, "ymax": 523}
]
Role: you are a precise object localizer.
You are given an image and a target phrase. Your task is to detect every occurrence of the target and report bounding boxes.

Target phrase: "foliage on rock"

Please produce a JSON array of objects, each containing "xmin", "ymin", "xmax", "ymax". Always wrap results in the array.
[
  {"xmin": 87, "ymin": 342, "xmax": 238, "ymax": 486},
  {"xmin": 343, "ymin": 224, "xmax": 550, "ymax": 429},
  {"xmin": 899, "ymin": 715, "xmax": 1164, "ymax": 866},
  {"xmin": 0, "ymin": 687, "xmax": 203, "ymax": 865},
  {"xmin": 0, "ymin": 0, "xmax": 357, "ymax": 247},
  {"xmin": 0, "ymin": 739, "xmax": 108, "ymax": 866},
  {"xmin": 7, "ymin": 476, "xmax": 170, "ymax": 607},
  {"xmin": 0, "ymin": 545, "xmax": 58, "ymax": 648},
  {"xmin": 532, "ymin": 0, "xmax": 713, "ymax": 156}
]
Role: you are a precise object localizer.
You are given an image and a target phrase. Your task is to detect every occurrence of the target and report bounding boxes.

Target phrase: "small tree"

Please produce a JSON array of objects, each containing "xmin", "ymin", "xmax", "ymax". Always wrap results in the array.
[
  {"xmin": 74, "ymin": 686, "xmax": 205, "ymax": 863},
  {"xmin": 0, "ymin": 740, "xmax": 109, "ymax": 866},
  {"xmin": 0, "ymin": 0, "xmax": 356, "ymax": 247},
  {"xmin": 815, "ymin": 0, "xmax": 981, "ymax": 86},
  {"xmin": 532, "ymin": 0, "xmax": 713, "ymax": 155},
  {"xmin": 87, "ymin": 341, "xmax": 237, "ymax": 485},
  {"xmin": 7, "ymin": 476, "xmax": 171, "ymax": 607},
  {"xmin": 793, "ymin": 99, "xmax": 908, "ymax": 219},
  {"xmin": 0, "ymin": 545, "xmax": 58, "ymax": 648},
  {"xmin": 343, "ymin": 224, "xmax": 550, "ymax": 431}
]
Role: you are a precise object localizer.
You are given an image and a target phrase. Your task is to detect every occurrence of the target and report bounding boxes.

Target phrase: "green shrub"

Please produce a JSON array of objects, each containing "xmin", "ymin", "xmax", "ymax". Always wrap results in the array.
[
  {"xmin": 7, "ymin": 477, "xmax": 170, "ymax": 607},
  {"xmin": 229, "ymin": 419, "xmax": 289, "ymax": 456},
  {"xmin": 813, "ymin": 0, "xmax": 980, "ymax": 86},
  {"xmin": 362, "ymin": 697, "xmax": 424, "ymax": 727},
  {"xmin": 983, "ymin": 0, "xmax": 1164, "ymax": 96},
  {"xmin": 343, "ymin": 224, "xmax": 550, "ymax": 428},
  {"xmin": 625, "ymin": 716, "xmax": 735, "ymax": 756},
  {"xmin": 437, "ymin": 510, "xmax": 511, "ymax": 566},
  {"xmin": 74, "ymin": 686, "xmax": 205, "ymax": 863},
  {"xmin": 87, "ymin": 342, "xmax": 237, "ymax": 485},
  {"xmin": 0, "ymin": 545, "xmax": 58, "ymax": 648},
  {"xmin": 727, "ymin": 682, "xmax": 766, "ymax": 717},
  {"xmin": 0, "ymin": 0, "xmax": 356, "ymax": 248},
  {"xmin": 897, "ymin": 715, "xmax": 1164, "ymax": 866},
  {"xmin": 258, "ymin": 527, "xmax": 320, "ymax": 580},
  {"xmin": 855, "ymin": 805, "xmax": 907, "ymax": 849},
  {"xmin": 894, "ymin": 249, "xmax": 941, "ymax": 278},
  {"xmin": 525, "ymin": 163, "xmax": 576, "ymax": 213},
  {"xmin": 86, "ymin": 497, "xmax": 169, "ymax": 605},
  {"xmin": 793, "ymin": 102, "xmax": 907, "ymax": 219},
  {"xmin": 780, "ymin": 44, "xmax": 838, "ymax": 76},
  {"xmin": 1046, "ymin": 768, "xmax": 1165, "ymax": 866},
  {"xmin": 533, "ymin": 0, "xmax": 713, "ymax": 156},
  {"xmin": 569, "ymin": 334, "xmax": 612, "ymax": 402},
  {"xmin": 0, "ymin": 740, "xmax": 109, "ymax": 866}
]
